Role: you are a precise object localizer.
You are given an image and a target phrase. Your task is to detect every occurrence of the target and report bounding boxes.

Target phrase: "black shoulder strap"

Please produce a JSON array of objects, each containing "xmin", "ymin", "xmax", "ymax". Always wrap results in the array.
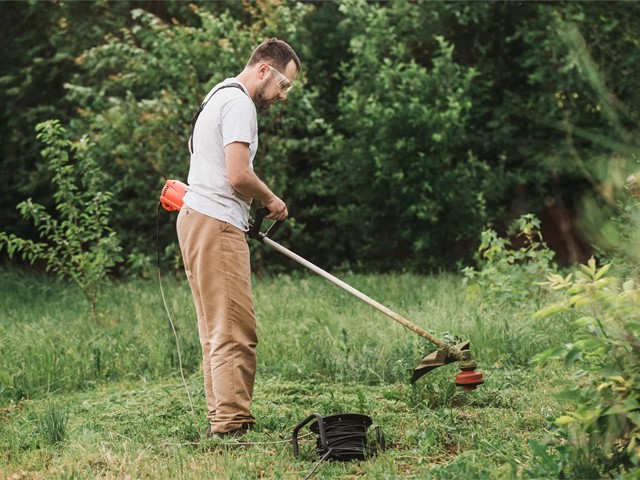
[{"xmin": 188, "ymin": 82, "xmax": 245, "ymax": 155}]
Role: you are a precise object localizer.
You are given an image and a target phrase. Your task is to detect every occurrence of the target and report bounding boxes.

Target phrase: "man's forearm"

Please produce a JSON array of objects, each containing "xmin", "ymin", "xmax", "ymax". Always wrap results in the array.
[{"xmin": 230, "ymin": 168, "xmax": 276, "ymax": 205}]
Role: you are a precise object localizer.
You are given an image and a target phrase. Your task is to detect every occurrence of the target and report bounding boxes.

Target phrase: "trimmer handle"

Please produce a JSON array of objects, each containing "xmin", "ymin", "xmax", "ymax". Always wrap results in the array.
[{"xmin": 247, "ymin": 207, "xmax": 283, "ymax": 242}]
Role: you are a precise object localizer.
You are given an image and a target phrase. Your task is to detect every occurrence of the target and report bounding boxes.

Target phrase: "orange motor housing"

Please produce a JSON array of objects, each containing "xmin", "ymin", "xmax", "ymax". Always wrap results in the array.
[{"xmin": 160, "ymin": 179, "xmax": 187, "ymax": 212}]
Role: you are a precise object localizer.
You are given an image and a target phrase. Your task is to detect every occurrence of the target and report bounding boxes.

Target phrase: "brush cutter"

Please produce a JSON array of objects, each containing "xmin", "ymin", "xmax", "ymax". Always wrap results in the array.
[{"xmin": 160, "ymin": 179, "xmax": 484, "ymax": 388}]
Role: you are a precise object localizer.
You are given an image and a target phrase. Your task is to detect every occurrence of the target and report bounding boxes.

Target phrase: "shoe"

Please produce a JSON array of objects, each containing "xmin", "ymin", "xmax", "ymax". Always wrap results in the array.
[{"xmin": 205, "ymin": 424, "xmax": 251, "ymax": 439}]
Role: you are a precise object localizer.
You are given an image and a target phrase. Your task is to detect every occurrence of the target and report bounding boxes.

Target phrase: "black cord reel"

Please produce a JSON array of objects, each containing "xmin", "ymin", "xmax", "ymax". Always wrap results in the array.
[{"xmin": 292, "ymin": 413, "xmax": 386, "ymax": 462}]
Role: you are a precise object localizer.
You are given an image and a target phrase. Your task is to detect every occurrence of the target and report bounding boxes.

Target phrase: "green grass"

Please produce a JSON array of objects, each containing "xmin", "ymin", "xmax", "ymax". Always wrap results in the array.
[{"xmin": 0, "ymin": 267, "xmax": 574, "ymax": 478}]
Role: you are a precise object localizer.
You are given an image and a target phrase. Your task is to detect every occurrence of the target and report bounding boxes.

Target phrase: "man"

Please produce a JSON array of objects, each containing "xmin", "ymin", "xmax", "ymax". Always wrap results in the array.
[{"xmin": 176, "ymin": 38, "xmax": 300, "ymax": 438}]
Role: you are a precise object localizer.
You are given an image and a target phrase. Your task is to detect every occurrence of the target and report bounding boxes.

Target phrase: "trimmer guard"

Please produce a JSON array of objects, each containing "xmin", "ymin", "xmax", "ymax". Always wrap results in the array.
[{"xmin": 412, "ymin": 340, "xmax": 471, "ymax": 383}]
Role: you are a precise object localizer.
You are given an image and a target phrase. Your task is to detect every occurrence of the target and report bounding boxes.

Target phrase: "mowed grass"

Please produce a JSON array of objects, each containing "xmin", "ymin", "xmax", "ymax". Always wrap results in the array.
[{"xmin": 0, "ymin": 267, "xmax": 574, "ymax": 479}]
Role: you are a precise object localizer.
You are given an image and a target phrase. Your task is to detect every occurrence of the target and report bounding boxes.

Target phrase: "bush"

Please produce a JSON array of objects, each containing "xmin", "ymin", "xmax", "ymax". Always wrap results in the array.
[
  {"xmin": 63, "ymin": 3, "xmax": 316, "ymax": 275},
  {"xmin": 531, "ymin": 258, "xmax": 640, "ymax": 478},
  {"xmin": 462, "ymin": 213, "xmax": 557, "ymax": 304},
  {"xmin": 0, "ymin": 120, "xmax": 122, "ymax": 321},
  {"xmin": 321, "ymin": 1, "xmax": 488, "ymax": 271}
]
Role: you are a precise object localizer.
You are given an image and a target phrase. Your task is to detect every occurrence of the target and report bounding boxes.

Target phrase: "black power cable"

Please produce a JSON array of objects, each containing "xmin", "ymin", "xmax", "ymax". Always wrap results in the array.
[
  {"xmin": 156, "ymin": 203, "xmax": 197, "ymax": 426},
  {"xmin": 292, "ymin": 413, "xmax": 385, "ymax": 478}
]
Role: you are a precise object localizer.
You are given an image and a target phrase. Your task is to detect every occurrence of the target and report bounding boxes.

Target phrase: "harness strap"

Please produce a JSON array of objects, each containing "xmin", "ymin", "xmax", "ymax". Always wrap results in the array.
[{"xmin": 188, "ymin": 82, "xmax": 245, "ymax": 154}]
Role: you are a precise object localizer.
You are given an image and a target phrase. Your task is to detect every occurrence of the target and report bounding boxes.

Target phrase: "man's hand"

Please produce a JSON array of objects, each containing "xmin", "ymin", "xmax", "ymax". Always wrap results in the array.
[{"xmin": 263, "ymin": 195, "xmax": 288, "ymax": 221}]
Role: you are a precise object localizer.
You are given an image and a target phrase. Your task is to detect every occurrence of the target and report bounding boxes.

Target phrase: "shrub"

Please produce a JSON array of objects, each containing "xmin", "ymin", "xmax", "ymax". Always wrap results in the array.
[
  {"xmin": 323, "ymin": 4, "xmax": 488, "ymax": 271},
  {"xmin": 462, "ymin": 213, "xmax": 557, "ymax": 304},
  {"xmin": 531, "ymin": 258, "xmax": 640, "ymax": 478},
  {"xmin": 63, "ymin": 4, "xmax": 316, "ymax": 275},
  {"xmin": 0, "ymin": 120, "xmax": 122, "ymax": 322}
]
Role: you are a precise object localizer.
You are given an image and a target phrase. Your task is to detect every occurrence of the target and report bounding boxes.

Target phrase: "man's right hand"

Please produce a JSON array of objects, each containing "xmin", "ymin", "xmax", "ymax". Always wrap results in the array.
[{"xmin": 263, "ymin": 195, "xmax": 288, "ymax": 221}]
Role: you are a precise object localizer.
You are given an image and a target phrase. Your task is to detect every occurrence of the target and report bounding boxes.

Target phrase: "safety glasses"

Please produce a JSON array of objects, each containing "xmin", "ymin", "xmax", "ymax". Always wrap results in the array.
[{"xmin": 268, "ymin": 65, "xmax": 294, "ymax": 93}]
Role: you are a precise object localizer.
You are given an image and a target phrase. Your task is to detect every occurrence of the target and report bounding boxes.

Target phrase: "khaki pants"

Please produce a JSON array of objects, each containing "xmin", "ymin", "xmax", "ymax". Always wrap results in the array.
[{"xmin": 176, "ymin": 207, "xmax": 257, "ymax": 433}]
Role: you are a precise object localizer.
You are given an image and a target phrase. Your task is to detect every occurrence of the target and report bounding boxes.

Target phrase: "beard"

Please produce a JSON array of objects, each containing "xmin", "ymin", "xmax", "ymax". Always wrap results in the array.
[{"xmin": 255, "ymin": 83, "xmax": 278, "ymax": 112}]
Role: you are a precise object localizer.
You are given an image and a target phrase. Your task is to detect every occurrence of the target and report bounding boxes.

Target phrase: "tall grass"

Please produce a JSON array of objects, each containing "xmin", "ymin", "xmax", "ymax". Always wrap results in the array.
[
  {"xmin": 42, "ymin": 403, "xmax": 69, "ymax": 445},
  {"xmin": 1, "ymin": 267, "xmax": 573, "ymax": 403},
  {"xmin": 0, "ymin": 266, "xmax": 583, "ymax": 479},
  {"xmin": 0, "ymin": 268, "xmax": 197, "ymax": 400}
]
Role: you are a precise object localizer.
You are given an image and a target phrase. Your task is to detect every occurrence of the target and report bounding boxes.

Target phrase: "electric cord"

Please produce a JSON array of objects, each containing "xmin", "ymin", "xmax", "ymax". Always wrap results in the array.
[
  {"xmin": 180, "ymin": 432, "xmax": 314, "ymax": 447},
  {"xmin": 293, "ymin": 415, "xmax": 385, "ymax": 479},
  {"xmin": 317, "ymin": 419, "xmax": 380, "ymax": 460},
  {"xmin": 226, "ymin": 432, "xmax": 329, "ymax": 480},
  {"xmin": 304, "ymin": 449, "xmax": 333, "ymax": 480},
  {"xmin": 156, "ymin": 203, "xmax": 197, "ymax": 427}
]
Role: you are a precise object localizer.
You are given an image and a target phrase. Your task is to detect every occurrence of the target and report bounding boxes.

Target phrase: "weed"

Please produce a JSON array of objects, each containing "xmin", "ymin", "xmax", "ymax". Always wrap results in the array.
[
  {"xmin": 42, "ymin": 403, "xmax": 69, "ymax": 445},
  {"xmin": 462, "ymin": 213, "xmax": 556, "ymax": 305},
  {"xmin": 0, "ymin": 121, "xmax": 122, "ymax": 323}
]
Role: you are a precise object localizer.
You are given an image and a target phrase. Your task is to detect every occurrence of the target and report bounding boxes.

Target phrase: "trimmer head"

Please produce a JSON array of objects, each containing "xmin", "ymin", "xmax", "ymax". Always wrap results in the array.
[
  {"xmin": 412, "ymin": 340, "xmax": 484, "ymax": 390},
  {"xmin": 455, "ymin": 367, "xmax": 485, "ymax": 391}
]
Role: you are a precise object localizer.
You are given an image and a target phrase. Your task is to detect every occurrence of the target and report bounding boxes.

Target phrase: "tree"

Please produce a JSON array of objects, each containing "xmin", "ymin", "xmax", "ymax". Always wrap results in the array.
[
  {"xmin": 316, "ymin": 0, "xmax": 488, "ymax": 271},
  {"xmin": 0, "ymin": 120, "xmax": 122, "ymax": 322}
]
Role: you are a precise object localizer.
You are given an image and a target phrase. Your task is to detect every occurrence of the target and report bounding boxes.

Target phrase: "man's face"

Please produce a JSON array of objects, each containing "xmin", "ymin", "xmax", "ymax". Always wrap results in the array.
[
  {"xmin": 254, "ymin": 82, "xmax": 279, "ymax": 112},
  {"xmin": 255, "ymin": 61, "xmax": 297, "ymax": 112}
]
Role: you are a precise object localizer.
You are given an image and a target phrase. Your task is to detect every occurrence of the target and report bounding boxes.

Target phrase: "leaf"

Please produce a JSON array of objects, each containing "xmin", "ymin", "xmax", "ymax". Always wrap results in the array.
[
  {"xmin": 533, "ymin": 303, "xmax": 570, "ymax": 319},
  {"xmin": 574, "ymin": 337, "xmax": 605, "ymax": 352},
  {"xmin": 580, "ymin": 262, "xmax": 595, "ymax": 279},
  {"xmin": 555, "ymin": 389, "xmax": 581, "ymax": 403},
  {"xmin": 555, "ymin": 415, "xmax": 577, "ymax": 425},
  {"xmin": 605, "ymin": 403, "xmax": 635, "ymax": 416},
  {"xmin": 569, "ymin": 296, "xmax": 594, "ymax": 307},
  {"xmin": 564, "ymin": 347, "xmax": 583, "ymax": 365},
  {"xmin": 594, "ymin": 263, "xmax": 611, "ymax": 280},
  {"xmin": 608, "ymin": 375, "xmax": 627, "ymax": 385},
  {"xmin": 573, "ymin": 316, "xmax": 595, "ymax": 327},
  {"xmin": 533, "ymin": 346, "xmax": 566, "ymax": 364},
  {"xmin": 628, "ymin": 412, "xmax": 640, "ymax": 427},
  {"xmin": 624, "ymin": 397, "xmax": 640, "ymax": 411}
]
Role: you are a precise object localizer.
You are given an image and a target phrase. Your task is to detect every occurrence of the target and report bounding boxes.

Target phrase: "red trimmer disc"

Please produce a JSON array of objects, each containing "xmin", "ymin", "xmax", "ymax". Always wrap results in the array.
[{"xmin": 455, "ymin": 369, "xmax": 485, "ymax": 390}]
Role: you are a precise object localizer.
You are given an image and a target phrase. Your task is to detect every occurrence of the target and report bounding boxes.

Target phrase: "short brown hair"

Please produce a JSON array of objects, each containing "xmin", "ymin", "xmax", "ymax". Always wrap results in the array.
[{"xmin": 246, "ymin": 38, "xmax": 301, "ymax": 73}]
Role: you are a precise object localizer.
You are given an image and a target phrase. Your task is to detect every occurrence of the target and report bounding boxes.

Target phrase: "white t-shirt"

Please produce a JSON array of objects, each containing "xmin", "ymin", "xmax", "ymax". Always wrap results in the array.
[{"xmin": 183, "ymin": 78, "xmax": 258, "ymax": 231}]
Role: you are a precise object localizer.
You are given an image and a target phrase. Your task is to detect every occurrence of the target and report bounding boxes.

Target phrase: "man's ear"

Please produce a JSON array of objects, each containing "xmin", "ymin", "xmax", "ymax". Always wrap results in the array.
[{"xmin": 257, "ymin": 62, "xmax": 270, "ymax": 80}]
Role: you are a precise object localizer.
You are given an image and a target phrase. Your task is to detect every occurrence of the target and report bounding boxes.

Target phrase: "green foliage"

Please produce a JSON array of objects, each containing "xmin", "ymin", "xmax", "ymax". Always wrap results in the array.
[
  {"xmin": 2, "ymin": 1, "xmax": 640, "ymax": 273},
  {"xmin": 0, "ymin": 0, "xmax": 145, "ymax": 243},
  {"xmin": 319, "ymin": 0, "xmax": 488, "ymax": 271},
  {"xmin": 506, "ymin": 3, "xmax": 640, "ymax": 230},
  {"xmin": 462, "ymin": 214, "xmax": 557, "ymax": 304},
  {"xmin": 0, "ymin": 120, "xmax": 122, "ymax": 321},
  {"xmin": 532, "ymin": 258, "xmax": 640, "ymax": 477},
  {"xmin": 577, "ymin": 167, "xmax": 640, "ymax": 280}
]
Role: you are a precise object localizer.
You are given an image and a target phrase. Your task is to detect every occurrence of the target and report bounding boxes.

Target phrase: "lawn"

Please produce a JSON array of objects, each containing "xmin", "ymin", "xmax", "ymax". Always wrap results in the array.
[{"xmin": 0, "ymin": 268, "xmax": 573, "ymax": 479}]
